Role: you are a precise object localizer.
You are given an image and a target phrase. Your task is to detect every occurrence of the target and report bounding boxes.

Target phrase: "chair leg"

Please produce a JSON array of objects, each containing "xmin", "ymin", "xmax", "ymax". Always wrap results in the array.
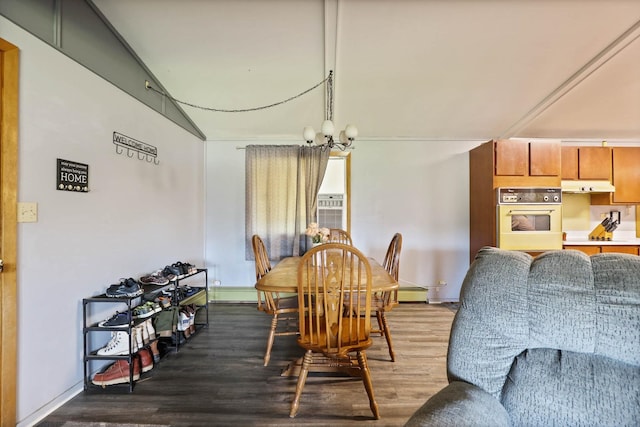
[
  {"xmin": 264, "ymin": 314, "xmax": 279, "ymax": 366},
  {"xmin": 375, "ymin": 311, "xmax": 385, "ymax": 336},
  {"xmin": 356, "ymin": 351, "xmax": 380, "ymax": 420},
  {"xmin": 290, "ymin": 349, "xmax": 312, "ymax": 418},
  {"xmin": 378, "ymin": 311, "xmax": 396, "ymax": 362}
]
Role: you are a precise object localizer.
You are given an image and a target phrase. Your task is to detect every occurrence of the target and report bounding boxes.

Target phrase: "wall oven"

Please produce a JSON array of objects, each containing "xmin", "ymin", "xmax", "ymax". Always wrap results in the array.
[{"xmin": 497, "ymin": 187, "xmax": 563, "ymax": 251}]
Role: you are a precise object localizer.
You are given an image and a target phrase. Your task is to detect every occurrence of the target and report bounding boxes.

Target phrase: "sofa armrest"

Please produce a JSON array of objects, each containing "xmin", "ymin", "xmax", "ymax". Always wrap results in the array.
[{"xmin": 404, "ymin": 381, "xmax": 511, "ymax": 427}]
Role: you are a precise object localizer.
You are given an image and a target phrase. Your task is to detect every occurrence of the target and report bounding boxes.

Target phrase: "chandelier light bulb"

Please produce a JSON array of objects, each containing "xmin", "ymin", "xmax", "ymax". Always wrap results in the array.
[
  {"xmin": 303, "ymin": 126, "xmax": 316, "ymax": 143},
  {"xmin": 344, "ymin": 124, "xmax": 358, "ymax": 140},
  {"xmin": 321, "ymin": 120, "xmax": 335, "ymax": 137}
]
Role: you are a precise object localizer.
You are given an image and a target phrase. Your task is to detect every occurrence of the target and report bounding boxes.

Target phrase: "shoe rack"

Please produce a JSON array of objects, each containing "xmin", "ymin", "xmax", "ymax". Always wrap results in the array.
[{"xmin": 82, "ymin": 268, "xmax": 209, "ymax": 392}]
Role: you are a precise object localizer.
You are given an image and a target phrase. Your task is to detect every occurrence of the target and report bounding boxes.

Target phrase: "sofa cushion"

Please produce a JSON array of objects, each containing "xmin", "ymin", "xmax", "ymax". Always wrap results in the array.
[{"xmin": 501, "ymin": 348, "xmax": 640, "ymax": 427}]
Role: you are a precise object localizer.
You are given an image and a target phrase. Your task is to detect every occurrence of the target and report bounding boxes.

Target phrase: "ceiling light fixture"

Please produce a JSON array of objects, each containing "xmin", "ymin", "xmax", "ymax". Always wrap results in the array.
[{"xmin": 303, "ymin": 71, "xmax": 357, "ymax": 150}]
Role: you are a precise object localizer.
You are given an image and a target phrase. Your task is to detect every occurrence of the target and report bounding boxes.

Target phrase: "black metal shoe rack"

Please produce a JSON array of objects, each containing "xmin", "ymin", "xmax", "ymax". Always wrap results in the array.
[{"xmin": 82, "ymin": 268, "xmax": 209, "ymax": 392}]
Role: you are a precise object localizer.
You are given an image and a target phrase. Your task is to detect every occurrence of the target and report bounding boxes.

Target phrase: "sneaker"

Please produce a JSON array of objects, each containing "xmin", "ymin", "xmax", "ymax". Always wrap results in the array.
[
  {"xmin": 106, "ymin": 278, "xmax": 143, "ymax": 298},
  {"xmin": 98, "ymin": 312, "xmax": 131, "ymax": 328},
  {"xmin": 160, "ymin": 266, "xmax": 177, "ymax": 281},
  {"xmin": 132, "ymin": 301, "xmax": 159, "ymax": 319},
  {"xmin": 92, "ymin": 358, "xmax": 140, "ymax": 386},
  {"xmin": 139, "ymin": 271, "xmax": 170, "ymax": 286},
  {"xmin": 97, "ymin": 331, "xmax": 132, "ymax": 356},
  {"xmin": 138, "ymin": 348, "xmax": 153, "ymax": 373},
  {"xmin": 166, "ymin": 264, "xmax": 182, "ymax": 278}
]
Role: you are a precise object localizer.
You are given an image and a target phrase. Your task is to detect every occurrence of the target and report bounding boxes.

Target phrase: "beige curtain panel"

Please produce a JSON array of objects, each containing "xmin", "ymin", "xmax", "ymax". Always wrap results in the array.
[{"xmin": 245, "ymin": 145, "xmax": 329, "ymax": 260}]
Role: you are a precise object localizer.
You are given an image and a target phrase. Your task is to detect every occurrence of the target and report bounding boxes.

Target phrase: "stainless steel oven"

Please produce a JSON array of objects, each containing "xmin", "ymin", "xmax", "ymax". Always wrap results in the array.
[{"xmin": 497, "ymin": 187, "xmax": 563, "ymax": 251}]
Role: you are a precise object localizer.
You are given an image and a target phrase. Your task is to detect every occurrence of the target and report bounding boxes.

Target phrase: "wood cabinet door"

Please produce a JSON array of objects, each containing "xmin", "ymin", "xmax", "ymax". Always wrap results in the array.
[
  {"xmin": 578, "ymin": 147, "xmax": 611, "ymax": 180},
  {"xmin": 495, "ymin": 139, "xmax": 527, "ymax": 176},
  {"xmin": 563, "ymin": 245, "xmax": 601, "ymax": 255},
  {"xmin": 600, "ymin": 246, "xmax": 639, "ymax": 255},
  {"xmin": 561, "ymin": 146, "xmax": 579, "ymax": 179},
  {"xmin": 529, "ymin": 141, "xmax": 561, "ymax": 176},
  {"xmin": 611, "ymin": 147, "xmax": 640, "ymax": 204}
]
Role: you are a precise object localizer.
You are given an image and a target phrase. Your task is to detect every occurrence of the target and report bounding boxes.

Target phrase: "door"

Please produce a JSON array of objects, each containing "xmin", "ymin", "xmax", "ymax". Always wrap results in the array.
[{"xmin": 0, "ymin": 38, "xmax": 19, "ymax": 426}]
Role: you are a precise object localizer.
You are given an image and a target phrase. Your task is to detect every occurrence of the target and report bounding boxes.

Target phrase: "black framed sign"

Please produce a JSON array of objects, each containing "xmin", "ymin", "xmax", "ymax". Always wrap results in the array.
[{"xmin": 57, "ymin": 158, "xmax": 89, "ymax": 192}]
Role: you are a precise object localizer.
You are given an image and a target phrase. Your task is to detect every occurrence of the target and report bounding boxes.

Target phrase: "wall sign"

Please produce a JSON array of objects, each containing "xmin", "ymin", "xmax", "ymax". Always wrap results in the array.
[
  {"xmin": 57, "ymin": 159, "xmax": 89, "ymax": 192},
  {"xmin": 113, "ymin": 131, "xmax": 159, "ymax": 165}
]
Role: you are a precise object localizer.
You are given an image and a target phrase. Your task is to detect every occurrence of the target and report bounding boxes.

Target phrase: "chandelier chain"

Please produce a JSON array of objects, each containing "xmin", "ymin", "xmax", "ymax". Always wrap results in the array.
[
  {"xmin": 326, "ymin": 71, "xmax": 334, "ymax": 121},
  {"xmin": 145, "ymin": 72, "xmax": 332, "ymax": 113}
]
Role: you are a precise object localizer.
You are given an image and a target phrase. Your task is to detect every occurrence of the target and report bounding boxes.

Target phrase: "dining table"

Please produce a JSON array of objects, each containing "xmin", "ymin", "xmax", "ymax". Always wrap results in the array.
[{"xmin": 255, "ymin": 255, "xmax": 399, "ymax": 376}]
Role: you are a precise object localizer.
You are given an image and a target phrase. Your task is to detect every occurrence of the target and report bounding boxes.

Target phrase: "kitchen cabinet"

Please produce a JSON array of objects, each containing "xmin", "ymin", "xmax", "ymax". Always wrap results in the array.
[
  {"xmin": 563, "ymin": 245, "xmax": 601, "ymax": 256},
  {"xmin": 561, "ymin": 146, "xmax": 611, "ymax": 180},
  {"xmin": 563, "ymin": 245, "xmax": 639, "ymax": 256},
  {"xmin": 601, "ymin": 246, "xmax": 639, "ymax": 255},
  {"xmin": 591, "ymin": 147, "xmax": 640, "ymax": 204},
  {"xmin": 469, "ymin": 140, "xmax": 561, "ymax": 263},
  {"xmin": 495, "ymin": 139, "xmax": 561, "ymax": 177}
]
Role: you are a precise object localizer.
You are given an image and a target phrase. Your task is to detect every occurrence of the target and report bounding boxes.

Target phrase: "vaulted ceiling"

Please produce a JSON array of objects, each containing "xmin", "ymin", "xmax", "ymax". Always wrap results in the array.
[{"xmin": 92, "ymin": 0, "xmax": 640, "ymax": 142}]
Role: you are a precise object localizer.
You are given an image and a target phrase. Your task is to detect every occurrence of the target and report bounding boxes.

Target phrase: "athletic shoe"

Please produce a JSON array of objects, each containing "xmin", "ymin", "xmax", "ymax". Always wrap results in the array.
[
  {"xmin": 92, "ymin": 358, "xmax": 140, "ymax": 386},
  {"xmin": 132, "ymin": 301, "xmax": 161, "ymax": 319},
  {"xmin": 106, "ymin": 278, "xmax": 143, "ymax": 298},
  {"xmin": 98, "ymin": 311, "xmax": 131, "ymax": 328},
  {"xmin": 139, "ymin": 271, "xmax": 170, "ymax": 286},
  {"xmin": 160, "ymin": 266, "xmax": 177, "ymax": 281},
  {"xmin": 97, "ymin": 331, "xmax": 132, "ymax": 356}
]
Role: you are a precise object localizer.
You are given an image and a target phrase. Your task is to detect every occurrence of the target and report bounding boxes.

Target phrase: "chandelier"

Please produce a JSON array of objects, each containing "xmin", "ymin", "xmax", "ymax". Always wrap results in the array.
[{"xmin": 303, "ymin": 71, "xmax": 357, "ymax": 150}]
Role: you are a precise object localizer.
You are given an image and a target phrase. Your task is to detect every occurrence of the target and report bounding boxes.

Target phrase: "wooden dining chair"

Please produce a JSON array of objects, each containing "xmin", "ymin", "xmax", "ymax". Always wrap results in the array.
[
  {"xmin": 290, "ymin": 243, "xmax": 379, "ymax": 420},
  {"xmin": 252, "ymin": 235, "xmax": 298, "ymax": 367},
  {"xmin": 327, "ymin": 228, "xmax": 353, "ymax": 245},
  {"xmin": 373, "ymin": 232, "xmax": 402, "ymax": 361}
]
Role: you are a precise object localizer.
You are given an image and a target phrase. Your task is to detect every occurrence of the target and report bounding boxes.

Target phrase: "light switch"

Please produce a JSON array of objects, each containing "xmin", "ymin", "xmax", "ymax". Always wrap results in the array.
[{"xmin": 18, "ymin": 202, "xmax": 38, "ymax": 223}]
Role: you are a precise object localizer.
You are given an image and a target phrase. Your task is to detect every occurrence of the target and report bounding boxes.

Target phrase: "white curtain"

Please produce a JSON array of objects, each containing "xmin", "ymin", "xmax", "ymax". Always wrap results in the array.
[{"xmin": 245, "ymin": 145, "xmax": 330, "ymax": 260}]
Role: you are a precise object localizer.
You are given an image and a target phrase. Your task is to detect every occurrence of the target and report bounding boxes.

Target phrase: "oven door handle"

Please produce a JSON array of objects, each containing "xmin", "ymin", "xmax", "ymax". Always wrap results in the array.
[{"xmin": 506, "ymin": 209, "xmax": 557, "ymax": 215}]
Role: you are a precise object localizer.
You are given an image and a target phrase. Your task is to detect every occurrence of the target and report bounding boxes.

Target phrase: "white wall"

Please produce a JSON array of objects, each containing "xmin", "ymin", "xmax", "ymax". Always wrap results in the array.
[
  {"xmin": 1, "ymin": 18, "xmax": 205, "ymax": 426},
  {"xmin": 205, "ymin": 138, "xmax": 483, "ymax": 301}
]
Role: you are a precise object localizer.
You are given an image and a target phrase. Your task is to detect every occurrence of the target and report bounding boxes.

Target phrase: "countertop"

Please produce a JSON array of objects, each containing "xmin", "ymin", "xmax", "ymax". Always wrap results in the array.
[{"xmin": 563, "ymin": 231, "xmax": 640, "ymax": 246}]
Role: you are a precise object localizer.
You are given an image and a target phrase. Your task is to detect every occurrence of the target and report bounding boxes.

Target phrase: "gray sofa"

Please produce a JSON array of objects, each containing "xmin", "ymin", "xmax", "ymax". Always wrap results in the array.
[{"xmin": 405, "ymin": 246, "xmax": 640, "ymax": 427}]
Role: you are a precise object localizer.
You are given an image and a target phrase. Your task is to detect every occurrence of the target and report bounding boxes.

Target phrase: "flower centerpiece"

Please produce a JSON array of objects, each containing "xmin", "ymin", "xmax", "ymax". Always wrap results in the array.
[{"xmin": 305, "ymin": 222, "xmax": 330, "ymax": 244}]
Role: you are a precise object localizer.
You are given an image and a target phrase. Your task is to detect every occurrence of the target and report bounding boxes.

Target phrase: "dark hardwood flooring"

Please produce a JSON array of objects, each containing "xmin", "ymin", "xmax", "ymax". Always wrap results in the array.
[{"xmin": 37, "ymin": 302, "xmax": 457, "ymax": 427}]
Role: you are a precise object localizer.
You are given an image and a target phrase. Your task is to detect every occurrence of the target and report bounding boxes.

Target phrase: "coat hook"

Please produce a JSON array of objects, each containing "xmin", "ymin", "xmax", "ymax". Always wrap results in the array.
[{"xmin": 115, "ymin": 145, "xmax": 124, "ymax": 155}]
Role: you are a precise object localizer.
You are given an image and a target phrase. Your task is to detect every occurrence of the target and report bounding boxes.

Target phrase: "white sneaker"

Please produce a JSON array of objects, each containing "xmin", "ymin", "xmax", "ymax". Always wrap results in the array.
[{"xmin": 97, "ymin": 331, "xmax": 131, "ymax": 356}]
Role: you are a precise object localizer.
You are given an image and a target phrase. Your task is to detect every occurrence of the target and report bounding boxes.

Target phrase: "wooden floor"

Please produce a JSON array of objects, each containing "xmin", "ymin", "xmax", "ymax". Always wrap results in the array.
[{"xmin": 37, "ymin": 302, "xmax": 457, "ymax": 427}]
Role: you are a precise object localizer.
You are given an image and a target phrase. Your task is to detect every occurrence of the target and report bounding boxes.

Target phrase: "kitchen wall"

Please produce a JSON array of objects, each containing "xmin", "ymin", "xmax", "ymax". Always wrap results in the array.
[
  {"xmin": 2, "ymin": 18, "xmax": 205, "ymax": 426},
  {"xmin": 562, "ymin": 193, "xmax": 637, "ymax": 237}
]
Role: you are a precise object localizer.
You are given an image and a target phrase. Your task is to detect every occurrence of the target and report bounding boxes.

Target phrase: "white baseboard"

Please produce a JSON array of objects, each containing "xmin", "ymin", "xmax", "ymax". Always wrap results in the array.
[{"xmin": 18, "ymin": 381, "xmax": 83, "ymax": 427}]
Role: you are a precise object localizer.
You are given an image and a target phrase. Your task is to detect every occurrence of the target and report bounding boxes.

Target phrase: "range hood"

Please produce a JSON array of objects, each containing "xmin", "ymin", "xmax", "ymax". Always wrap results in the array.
[{"xmin": 561, "ymin": 180, "xmax": 615, "ymax": 193}]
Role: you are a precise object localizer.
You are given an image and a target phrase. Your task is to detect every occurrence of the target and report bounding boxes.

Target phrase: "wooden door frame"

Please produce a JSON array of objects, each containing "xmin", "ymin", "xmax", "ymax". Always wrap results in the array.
[{"xmin": 0, "ymin": 37, "xmax": 19, "ymax": 426}]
